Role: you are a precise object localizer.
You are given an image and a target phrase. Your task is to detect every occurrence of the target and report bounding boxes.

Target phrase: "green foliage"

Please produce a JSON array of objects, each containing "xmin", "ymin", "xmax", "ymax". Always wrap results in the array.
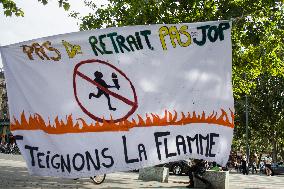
[
  {"xmin": 233, "ymin": 74, "xmax": 284, "ymax": 160},
  {"xmin": 57, "ymin": 0, "xmax": 70, "ymax": 11},
  {"xmin": 0, "ymin": 0, "xmax": 24, "ymax": 16},
  {"xmin": 71, "ymin": 1, "xmax": 283, "ymax": 97},
  {"xmin": 72, "ymin": 0, "xmax": 284, "ymax": 159},
  {"xmin": 0, "ymin": 0, "xmax": 70, "ymax": 17},
  {"xmin": 2, "ymin": 0, "xmax": 283, "ymax": 160}
]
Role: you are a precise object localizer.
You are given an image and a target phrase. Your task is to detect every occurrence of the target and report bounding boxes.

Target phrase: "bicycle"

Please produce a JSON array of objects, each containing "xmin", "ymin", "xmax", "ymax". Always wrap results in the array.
[
  {"xmin": 73, "ymin": 174, "xmax": 106, "ymax": 184},
  {"xmin": 90, "ymin": 174, "xmax": 106, "ymax": 184}
]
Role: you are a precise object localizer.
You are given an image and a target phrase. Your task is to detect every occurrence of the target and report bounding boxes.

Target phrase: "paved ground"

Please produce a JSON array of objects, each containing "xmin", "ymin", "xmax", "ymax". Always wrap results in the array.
[
  {"xmin": 0, "ymin": 153, "xmax": 283, "ymax": 189},
  {"xmin": 229, "ymin": 172, "xmax": 284, "ymax": 189}
]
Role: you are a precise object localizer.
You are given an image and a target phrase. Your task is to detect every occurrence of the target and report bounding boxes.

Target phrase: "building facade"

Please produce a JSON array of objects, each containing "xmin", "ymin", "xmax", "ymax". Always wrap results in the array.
[{"xmin": 0, "ymin": 68, "xmax": 10, "ymax": 144}]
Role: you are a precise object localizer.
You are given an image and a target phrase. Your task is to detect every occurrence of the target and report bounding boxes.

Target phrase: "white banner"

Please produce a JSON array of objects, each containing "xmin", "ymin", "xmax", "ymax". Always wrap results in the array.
[{"xmin": 0, "ymin": 20, "xmax": 233, "ymax": 178}]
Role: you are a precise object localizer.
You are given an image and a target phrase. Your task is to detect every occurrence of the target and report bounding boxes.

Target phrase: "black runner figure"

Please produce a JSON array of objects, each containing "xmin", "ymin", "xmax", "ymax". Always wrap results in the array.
[{"xmin": 89, "ymin": 71, "xmax": 119, "ymax": 111}]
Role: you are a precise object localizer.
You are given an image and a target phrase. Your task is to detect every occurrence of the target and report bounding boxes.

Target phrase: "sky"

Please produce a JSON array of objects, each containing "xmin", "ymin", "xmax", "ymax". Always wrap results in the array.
[{"xmin": 0, "ymin": 0, "xmax": 100, "ymax": 67}]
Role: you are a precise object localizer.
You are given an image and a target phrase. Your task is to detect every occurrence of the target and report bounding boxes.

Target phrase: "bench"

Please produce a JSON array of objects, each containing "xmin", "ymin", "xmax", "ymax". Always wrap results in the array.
[
  {"xmin": 194, "ymin": 170, "xmax": 229, "ymax": 189},
  {"xmin": 138, "ymin": 167, "xmax": 169, "ymax": 183}
]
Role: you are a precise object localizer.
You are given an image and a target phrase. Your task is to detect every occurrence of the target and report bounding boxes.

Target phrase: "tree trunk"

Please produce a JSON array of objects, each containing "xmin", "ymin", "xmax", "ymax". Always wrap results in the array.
[{"xmin": 258, "ymin": 153, "xmax": 262, "ymax": 167}]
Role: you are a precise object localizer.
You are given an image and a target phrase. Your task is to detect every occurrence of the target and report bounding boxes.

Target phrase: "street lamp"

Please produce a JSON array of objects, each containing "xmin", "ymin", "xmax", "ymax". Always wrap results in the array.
[{"xmin": 244, "ymin": 73, "xmax": 250, "ymax": 164}]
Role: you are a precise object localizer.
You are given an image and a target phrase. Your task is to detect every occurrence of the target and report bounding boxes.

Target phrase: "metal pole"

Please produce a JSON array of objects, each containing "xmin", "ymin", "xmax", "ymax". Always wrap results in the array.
[{"xmin": 245, "ymin": 74, "xmax": 249, "ymax": 165}]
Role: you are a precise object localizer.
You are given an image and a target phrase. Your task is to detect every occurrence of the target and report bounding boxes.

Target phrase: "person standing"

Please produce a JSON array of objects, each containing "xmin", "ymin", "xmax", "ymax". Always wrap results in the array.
[
  {"xmin": 241, "ymin": 156, "xmax": 248, "ymax": 175},
  {"xmin": 252, "ymin": 161, "xmax": 257, "ymax": 174},
  {"xmin": 259, "ymin": 160, "xmax": 265, "ymax": 173},
  {"xmin": 265, "ymin": 155, "xmax": 273, "ymax": 176},
  {"xmin": 251, "ymin": 153, "xmax": 258, "ymax": 174}
]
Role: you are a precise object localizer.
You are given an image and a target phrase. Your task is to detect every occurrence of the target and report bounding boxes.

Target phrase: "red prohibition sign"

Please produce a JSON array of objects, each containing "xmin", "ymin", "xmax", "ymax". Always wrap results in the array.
[{"xmin": 73, "ymin": 59, "xmax": 138, "ymax": 123}]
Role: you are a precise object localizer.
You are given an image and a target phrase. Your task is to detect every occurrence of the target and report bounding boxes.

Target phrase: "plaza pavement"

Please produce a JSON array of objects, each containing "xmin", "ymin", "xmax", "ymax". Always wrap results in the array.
[{"xmin": 0, "ymin": 153, "xmax": 283, "ymax": 189}]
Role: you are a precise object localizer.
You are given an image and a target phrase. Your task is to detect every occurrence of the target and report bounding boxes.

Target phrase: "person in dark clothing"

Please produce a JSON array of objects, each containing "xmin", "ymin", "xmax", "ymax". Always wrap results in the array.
[
  {"xmin": 241, "ymin": 156, "xmax": 248, "ymax": 175},
  {"xmin": 187, "ymin": 159, "xmax": 214, "ymax": 189}
]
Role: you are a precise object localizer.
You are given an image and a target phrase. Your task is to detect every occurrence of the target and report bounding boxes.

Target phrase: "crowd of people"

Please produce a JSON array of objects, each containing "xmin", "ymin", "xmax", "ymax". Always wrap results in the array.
[
  {"xmin": 0, "ymin": 134, "xmax": 20, "ymax": 154},
  {"xmin": 232, "ymin": 153, "xmax": 274, "ymax": 176},
  {"xmin": 0, "ymin": 134, "xmax": 280, "ymax": 186},
  {"xmin": 185, "ymin": 153, "xmax": 279, "ymax": 188}
]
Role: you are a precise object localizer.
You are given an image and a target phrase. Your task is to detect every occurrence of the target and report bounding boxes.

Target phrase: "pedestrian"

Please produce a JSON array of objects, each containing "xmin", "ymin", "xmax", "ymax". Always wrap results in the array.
[
  {"xmin": 252, "ymin": 161, "xmax": 257, "ymax": 174},
  {"xmin": 259, "ymin": 160, "xmax": 265, "ymax": 173},
  {"xmin": 241, "ymin": 156, "xmax": 248, "ymax": 175},
  {"xmin": 265, "ymin": 155, "xmax": 273, "ymax": 176},
  {"xmin": 187, "ymin": 159, "xmax": 214, "ymax": 189},
  {"xmin": 0, "ymin": 134, "xmax": 6, "ymax": 146},
  {"xmin": 237, "ymin": 159, "xmax": 242, "ymax": 172},
  {"xmin": 234, "ymin": 159, "xmax": 239, "ymax": 172}
]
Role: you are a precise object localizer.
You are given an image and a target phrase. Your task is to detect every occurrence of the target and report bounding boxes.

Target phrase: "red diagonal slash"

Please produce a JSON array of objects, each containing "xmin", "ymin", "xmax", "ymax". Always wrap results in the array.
[
  {"xmin": 76, "ymin": 70, "xmax": 136, "ymax": 107},
  {"xmin": 73, "ymin": 59, "xmax": 138, "ymax": 123}
]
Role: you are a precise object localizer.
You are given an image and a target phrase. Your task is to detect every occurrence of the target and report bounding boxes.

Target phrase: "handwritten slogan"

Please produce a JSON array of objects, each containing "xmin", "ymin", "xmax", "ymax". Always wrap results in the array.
[{"xmin": 0, "ymin": 21, "xmax": 233, "ymax": 178}]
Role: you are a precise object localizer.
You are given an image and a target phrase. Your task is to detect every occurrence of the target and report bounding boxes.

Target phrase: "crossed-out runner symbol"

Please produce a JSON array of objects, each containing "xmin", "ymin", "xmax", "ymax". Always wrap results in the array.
[
  {"xmin": 73, "ymin": 59, "xmax": 138, "ymax": 123},
  {"xmin": 89, "ymin": 71, "xmax": 119, "ymax": 111}
]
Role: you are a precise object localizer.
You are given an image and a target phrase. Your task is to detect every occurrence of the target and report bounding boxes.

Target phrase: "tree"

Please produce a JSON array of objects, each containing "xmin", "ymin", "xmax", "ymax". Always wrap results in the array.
[
  {"xmin": 233, "ymin": 74, "xmax": 284, "ymax": 161},
  {"xmin": 71, "ymin": 0, "xmax": 283, "ymax": 93},
  {"xmin": 2, "ymin": 0, "xmax": 284, "ymax": 160},
  {"xmin": 70, "ymin": 0, "xmax": 284, "ymax": 160},
  {"xmin": 0, "ymin": 0, "xmax": 70, "ymax": 17}
]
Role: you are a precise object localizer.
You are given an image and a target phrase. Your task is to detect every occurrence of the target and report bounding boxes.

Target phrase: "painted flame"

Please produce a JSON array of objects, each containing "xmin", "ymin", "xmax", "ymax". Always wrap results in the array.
[{"xmin": 11, "ymin": 109, "xmax": 234, "ymax": 134}]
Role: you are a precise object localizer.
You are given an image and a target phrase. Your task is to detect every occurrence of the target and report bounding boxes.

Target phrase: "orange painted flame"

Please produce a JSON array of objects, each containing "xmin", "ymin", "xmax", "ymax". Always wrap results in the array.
[{"xmin": 11, "ymin": 109, "xmax": 234, "ymax": 134}]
